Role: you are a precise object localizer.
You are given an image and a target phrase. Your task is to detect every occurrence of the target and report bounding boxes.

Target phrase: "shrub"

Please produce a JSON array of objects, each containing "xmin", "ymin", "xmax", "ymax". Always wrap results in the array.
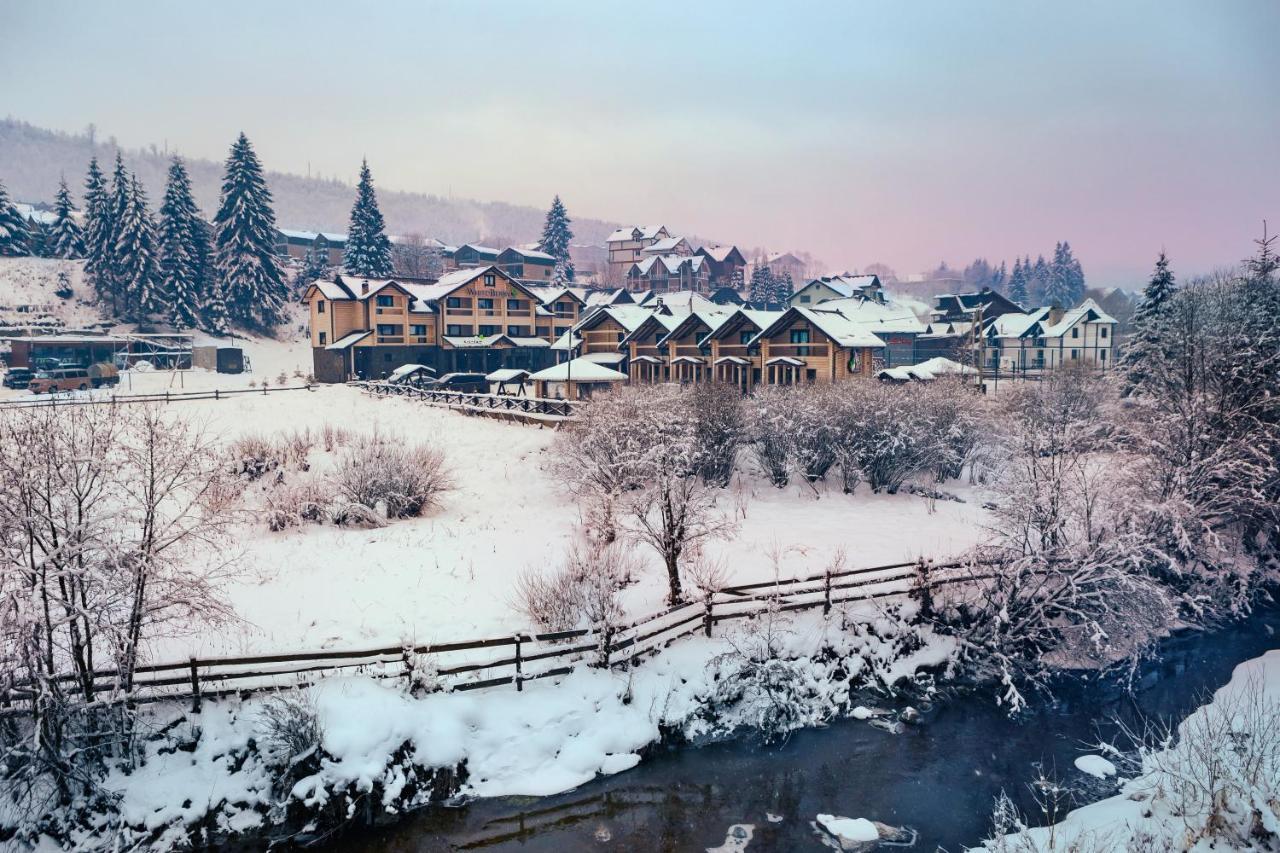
[
  {"xmin": 686, "ymin": 381, "xmax": 745, "ymax": 487},
  {"xmin": 514, "ymin": 542, "xmax": 637, "ymax": 651},
  {"xmin": 256, "ymin": 692, "xmax": 321, "ymax": 771},
  {"xmin": 278, "ymin": 429, "xmax": 314, "ymax": 470},
  {"xmin": 320, "ymin": 423, "xmax": 353, "ymax": 452},
  {"xmin": 228, "ymin": 433, "xmax": 285, "ymax": 481},
  {"xmin": 264, "ymin": 473, "xmax": 329, "ymax": 531},
  {"xmin": 748, "ymin": 386, "xmax": 791, "ymax": 487},
  {"xmin": 333, "ymin": 434, "xmax": 451, "ymax": 519}
]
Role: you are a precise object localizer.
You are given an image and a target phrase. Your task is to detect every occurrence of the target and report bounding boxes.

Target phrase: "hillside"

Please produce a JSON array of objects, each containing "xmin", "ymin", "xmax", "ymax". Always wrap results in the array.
[{"xmin": 0, "ymin": 118, "xmax": 623, "ymax": 247}]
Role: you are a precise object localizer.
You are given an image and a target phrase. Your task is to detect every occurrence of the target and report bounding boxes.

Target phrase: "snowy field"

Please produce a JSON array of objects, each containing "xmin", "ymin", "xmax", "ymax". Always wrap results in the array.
[{"xmin": 127, "ymin": 383, "xmax": 992, "ymax": 662}]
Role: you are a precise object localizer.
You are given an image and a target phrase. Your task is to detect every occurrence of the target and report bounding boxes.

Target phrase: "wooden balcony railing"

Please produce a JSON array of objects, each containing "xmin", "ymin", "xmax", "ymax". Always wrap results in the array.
[{"xmin": 764, "ymin": 344, "xmax": 829, "ymax": 358}]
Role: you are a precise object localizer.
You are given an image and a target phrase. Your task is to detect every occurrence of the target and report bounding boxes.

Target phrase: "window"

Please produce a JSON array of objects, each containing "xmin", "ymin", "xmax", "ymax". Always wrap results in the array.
[
  {"xmin": 318, "ymin": 331, "xmax": 327, "ymax": 345},
  {"xmin": 478, "ymin": 324, "xmax": 500, "ymax": 336},
  {"xmin": 446, "ymin": 297, "xmax": 462, "ymax": 309},
  {"xmin": 790, "ymin": 328, "xmax": 810, "ymax": 356},
  {"xmin": 1100, "ymin": 350, "xmax": 1107, "ymax": 361},
  {"xmin": 478, "ymin": 298, "xmax": 494, "ymax": 310},
  {"xmin": 1071, "ymin": 327, "xmax": 1079, "ymax": 339},
  {"xmin": 410, "ymin": 324, "xmax": 427, "ymax": 337},
  {"xmin": 376, "ymin": 295, "xmax": 395, "ymax": 307},
  {"xmin": 483, "ymin": 274, "xmax": 496, "ymax": 286},
  {"xmin": 555, "ymin": 326, "xmax": 569, "ymax": 336},
  {"xmin": 536, "ymin": 326, "xmax": 551, "ymax": 337},
  {"xmin": 1101, "ymin": 327, "xmax": 1108, "ymax": 339},
  {"xmin": 446, "ymin": 324, "xmax": 473, "ymax": 336},
  {"xmin": 507, "ymin": 325, "xmax": 530, "ymax": 337},
  {"xmin": 377, "ymin": 324, "xmax": 400, "ymax": 336},
  {"xmin": 317, "ymin": 300, "xmax": 326, "ymax": 314},
  {"xmin": 739, "ymin": 331, "xmax": 753, "ymax": 345},
  {"xmin": 1071, "ymin": 349, "xmax": 1078, "ymax": 359},
  {"xmin": 507, "ymin": 299, "xmax": 526, "ymax": 312},
  {"xmin": 799, "ymin": 295, "xmax": 810, "ymax": 303},
  {"xmin": 555, "ymin": 301, "xmax": 573, "ymax": 313}
]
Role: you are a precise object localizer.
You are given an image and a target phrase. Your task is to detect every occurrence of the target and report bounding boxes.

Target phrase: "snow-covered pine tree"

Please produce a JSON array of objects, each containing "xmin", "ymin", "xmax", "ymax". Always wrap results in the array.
[
  {"xmin": 104, "ymin": 153, "xmax": 133, "ymax": 316},
  {"xmin": 296, "ymin": 239, "xmax": 329, "ymax": 290},
  {"xmin": 749, "ymin": 264, "xmax": 773, "ymax": 307},
  {"xmin": 114, "ymin": 175, "xmax": 161, "ymax": 321},
  {"xmin": 29, "ymin": 221, "xmax": 52, "ymax": 258},
  {"xmin": 729, "ymin": 267, "xmax": 745, "ymax": 296},
  {"xmin": 49, "ymin": 177, "xmax": 85, "ymax": 259},
  {"xmin": 991, "ymin": 260, "xmax": 1008, "ymax": 293},
  {"xmin": 1007, "ymin": 258, "xmax": 1028, "ymax": 307},
  {"xmin": 82, "ymin": 158, "xmax": 115, "ymax": 308},
  {"xmin": 1029, "ymin": 255, "xmax": 1050, "ymax": 306},
  {"xmin": 537, "ymin": 195, "xmax": 575, "ymax": 283},
  {"xmin": 157, "ymin": 158, "xmax": 205, "ymax": 328},
  {"xmin": 1121, "ymin": 251, "xmax": 1176, "ymax": 395},
  {"xmin": 1044, "ymin": 242, "xmax": 1073, "ymax": 307},
  {"xmin": 213, "ymin": 133, "xmax": 289, "ymax": 329},
  {"xmin": 343, "ymin": 158, "xmax": 393, "ymax": 278},
  {"xmin": 774, "ymin": 270, "xmax": 795, "ymax": 304},
  {"xmin": 1061, "ymin": 241, "xmax": 1085, "ymax": 304},
  {"xmin": 0, "ymin": 178, "xmax": 31, "ymax": 257}
]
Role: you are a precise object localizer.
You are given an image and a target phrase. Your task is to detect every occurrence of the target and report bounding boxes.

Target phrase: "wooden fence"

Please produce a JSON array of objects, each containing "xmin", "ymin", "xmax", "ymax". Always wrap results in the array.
[
  {"xmin": 1, "ymin": 558, "xmax": 969, "ymax": 717},
  {"xmin": 0, "ymin": 384, "xmax": 317, "ymax": 410},
  {"xmin": 355, "ymin": 381, "xmax": 576, "ymax": 418}
]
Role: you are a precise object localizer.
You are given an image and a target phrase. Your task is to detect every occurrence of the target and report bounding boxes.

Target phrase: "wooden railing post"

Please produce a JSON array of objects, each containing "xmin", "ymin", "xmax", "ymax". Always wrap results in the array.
[
  {"xmin": 514, "ymin": 634, "xmax": 523, "ymax": 692},
  {"xmin": 823, "ymin": 568, "xmax": 833, "ymax": 616},
  {"xmin": 189, "ymin": 658, "xmax": 201, "ymax": 713},
  {"xmin": 213, "ymin": 388, "xmax": 219, "ymax": 400},
  {"xmin": 916, "ymin": 557, "xmax": 934, "ymax": 619},
  {"xmin": 703, "ymin": 598, "xmax": 714, "ymax": 637}
]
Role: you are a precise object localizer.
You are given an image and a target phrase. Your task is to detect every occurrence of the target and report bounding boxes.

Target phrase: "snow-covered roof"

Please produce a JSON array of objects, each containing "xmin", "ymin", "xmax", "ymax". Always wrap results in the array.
[
  {"xmin": 584, "ymin": 288, "xmax": 631, "ymax": 306},
  {"xmin": 797, "ymin": 275, "xmax": 881, "ymax": 300},
  {"xmin": 639, "ymin": 290, "xmax": 716, "ymax": 312},
  {"xmin": 750, "ymin": 306, "xmax": 887, "ymax": 350},
  {"xmin": 455, "ymin": 243, "xmax": 499, "ymax": 256},
  {"xmin": 702, "ymin": 307, "xmax": 786, "ymax": 342},
  {"xmin": 630, "ymin": 254, "xmax": 705, "ymax": 277},
  {"xmin": 807, "ymin": 297, "xmax": 925, "ymax": 334},
  {"xmin": 529, "ymin": 285, "xmax": 588, "ymax": 305},
  {"xmin": 387, "ymin": 363, "xmax": 435, "ymax": 382},
  {"xmin": 877, "ymin": 357, "xmax": 977, "ymax": 383},
  {"xmin": 642, "ymin": 236, "xmax": 688, "ymax": 254},
  {"xmin": 1040, "ymin": 298, "xmax": 1118, "ymax": 337},
  {"xmin": 529, "ymin": 359, "xmax": 628, "ymax": 382},
  {"xmin": 486, "ymin": 368, "xmax": 530, "ymax": 382},
  {"xmin": 987, "ymin": 309, "xmax": 1049, "ymax": 339},
  {"xmin": 550, "ymin": 330, "xmax": 582, "ymax": 351},
  {"xmin": 660, "ymin": 309, "xmax": 735, "ymax": 346},
  {"xmin": 500, "ymin": 247, "xmax": 555, "ymax": 262},
  {"xmin": 580, "ymin": 351, "xmax": 627, "ymax": 365},
  {"xmin": 767, "ymin": 252, "xmax": 802, "ymax": 266},
  {"xmin": 325, "ymin": 329, "xmax": 371, "ymax": 350},
  {"xmin": 279, "ymin": 228, "xmax": 346, "ymax": 243},
  {"xmin": 699, "ymin": 245, "xmax": 742, "ymax": 263},
  {"xmin": 14, "ymin": 203, "xmax": 58, "ymax": 226},
  {"xmin": 578, "ymin": 304, "xmax": 656, "ymax": 334},
  {"xmin": 606, "ymin": 224, "xmax": 666, "ymax": 243}
]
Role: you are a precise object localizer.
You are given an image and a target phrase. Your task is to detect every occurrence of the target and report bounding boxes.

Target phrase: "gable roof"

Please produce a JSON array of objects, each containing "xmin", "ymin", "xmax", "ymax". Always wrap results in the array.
[
  {"xmin": 642, "ymin": 236, "xmax": 689, "ymax": 254},
  {"xmin": 576, "ymin": 304, "xmax": 656, "ymax": 335},
  {"xmin": 606, "ymin": 224, "xmax": 667, "ymax": 243},
  {"xmin": 796, "ymin": 274, "xmax": 882, "ymax": 300},
  {"xmin": 802, "ymin": 296, "xmax": 925, "ymax": 334},
  {"xmin": 498, "ymin": 246, "xmax": 556, "ymax": 263},
  {"xmin": 750, "ymin": 306, "xmax": 887, "ymax": 349},
  {"xmin": 1040, "ymin": 298, "xmax": 1118, "ymax": 337},
  {"xmin": 620, "ymin": 311, "xmax": 687, "ymax": 346},
  {"xmin": 659, "ymin": 309, "xmax": 735, "ymax": 347},
  {"xmin": 702, "ymin": 307, "xmax": 785, "ymax": 341},
  {"xmin": 698, "ymin": 245, "xmax": 745, "ymax": 264}
]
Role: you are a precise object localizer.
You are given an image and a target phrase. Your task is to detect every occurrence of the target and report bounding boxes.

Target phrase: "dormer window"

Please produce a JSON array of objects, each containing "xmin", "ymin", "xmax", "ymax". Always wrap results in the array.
[
  {"xmin": 317, "ymin": 300, "xmax": 326, "ymax": 314},
  {"xmin": 483, "ymin": 274, "xmax": 496, "ymax": 287}
]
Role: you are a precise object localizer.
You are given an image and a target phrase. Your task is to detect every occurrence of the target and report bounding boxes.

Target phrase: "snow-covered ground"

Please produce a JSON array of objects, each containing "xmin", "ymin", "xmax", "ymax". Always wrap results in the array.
[
  {"xmin": 975, "ymin": 649, "xmax": 1280, "ymax": 852},
  {"xmin": 135, "ymin": 382, "xmax": 990, "ymax": 661}
]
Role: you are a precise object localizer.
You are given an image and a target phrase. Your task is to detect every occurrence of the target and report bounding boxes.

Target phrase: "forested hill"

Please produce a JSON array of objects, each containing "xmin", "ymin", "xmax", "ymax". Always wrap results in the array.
[{"xmin": 0, "ymin": 118, "xmax": 622, "ymax": 246}]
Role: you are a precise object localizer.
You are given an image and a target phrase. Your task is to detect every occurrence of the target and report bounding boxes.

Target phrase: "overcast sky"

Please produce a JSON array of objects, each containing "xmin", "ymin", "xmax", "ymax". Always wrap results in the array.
[{"xmin": 4, "ymin": 0, "xmax": 1278, "ymax": 285}]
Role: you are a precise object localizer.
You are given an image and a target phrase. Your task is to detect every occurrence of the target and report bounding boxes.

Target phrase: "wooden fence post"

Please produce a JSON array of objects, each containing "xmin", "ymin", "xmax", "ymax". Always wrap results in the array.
[
  {"xmin": 703, "ymin": 598, "xmax": 714, "ymax": 637},
  {"xmin": 514, "ymin": 634, "xmax": 523, "ymax": 692},
  {"xmin": 823, "ymin": 569, "xmax": 833, "ymax": 616},
  {"xmin": 189, "ymin": 658, "xmax": 201, "ymax": 713},
  {"xmin": 916, "ymin": 557, "xmax": 934, "ymax": 620},
  {"xmin": 214, "ymin": 388, "xmax": 219, "ymax": 400}
]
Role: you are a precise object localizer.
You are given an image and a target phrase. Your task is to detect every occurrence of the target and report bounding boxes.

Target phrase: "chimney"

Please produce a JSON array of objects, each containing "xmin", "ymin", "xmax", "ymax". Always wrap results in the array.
[
  {"xmin": 1047, "ymin": 304, "xmax": 1065, "ymax": 326},
  {"xmin": 361, "ymin": 280, "xmax": 369, "ymax": 295}
]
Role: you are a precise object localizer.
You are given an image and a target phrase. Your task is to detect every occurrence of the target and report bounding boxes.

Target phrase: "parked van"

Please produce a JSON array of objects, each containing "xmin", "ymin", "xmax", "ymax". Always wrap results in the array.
[{"xmin": 28, "ymin": 367, "xmax": 92, "ymax": 394}]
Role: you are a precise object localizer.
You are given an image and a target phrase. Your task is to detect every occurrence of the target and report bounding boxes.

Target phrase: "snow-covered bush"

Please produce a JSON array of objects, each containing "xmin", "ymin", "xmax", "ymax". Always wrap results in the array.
[
  {"xmin": 228, "ymin": 432, "xmax": 286, "ymax": 480},
  {"xmin": 783, "ymin": 385, "xmax": 839, "ymax": 489},
  {"xmin": 264, "ymin": 472, "xmax": 330, "ymax": 530},
  {"xmin": 333, "ymin": 434, "xmax": 451, "ymax": 519},
  {"xmin": 686, "ymin": 380, "xmax": 745, "ymax": 487},
  {"xmin": 278, "ymin": 428, "xmax": 314, "ymax": 470},
  {"xmin": 915, "ymin": 378, "xmax": 987, "ymax": 482},
  {"xmin": 320, "ymin": 423, "xmax": 353, "ymax": 452},
  {"xmin": 746, "ymin": 385, "xmax": 792, "ymax": 487},
  {"xmin": 514, "ymin": 542, "xmax": 637, "ymax": 654},
  {"xmin": 256, "ymin": 692, "xmax": 322, "ymax": 787},
  {"xmin": 841, "ymin": 383, "xmax": 933, "ymax": 493}
]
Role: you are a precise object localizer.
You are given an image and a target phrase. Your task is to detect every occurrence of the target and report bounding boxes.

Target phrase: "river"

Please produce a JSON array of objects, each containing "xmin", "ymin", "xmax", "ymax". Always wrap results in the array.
[{"xmin": 333, "ymin": 607, "xmax": 1280, "ymax": 852}]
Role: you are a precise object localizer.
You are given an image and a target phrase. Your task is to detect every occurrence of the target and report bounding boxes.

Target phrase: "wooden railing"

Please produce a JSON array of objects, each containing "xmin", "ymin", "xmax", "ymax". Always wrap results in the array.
[
  {"xmin": 357, "ymin": 381, "xmax": 577, "ymax": 418},
  {"xmin": 0, "ymin": 558, "xmax": 970, "ymax": 716},
  {"xmin": 0, "ymin": 384, "xmax": 317, "ymax": 410}
]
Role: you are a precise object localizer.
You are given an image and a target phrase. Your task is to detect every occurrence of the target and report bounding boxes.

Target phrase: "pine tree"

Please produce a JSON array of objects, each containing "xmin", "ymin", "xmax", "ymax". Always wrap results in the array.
[
  {"xmin": 1121, "ymin": 251, "xmax": 1177, "ymax": 395},
  {"xmin": 0, "ymin": 179, "xmax": 31, "ymax": 257},
  {"xmin": 1045, "ymin": 242, "xmax": 1073, "ymax": 306},
  {"xmin": 28, "ymin": 221, "xmax": 52, "ymax": 258},
  {"xmin": 748, "ymin": 264, "xmax": 774, "ymax": 308},
  {"xmin": 157, "ymin": 158, "xmax": 205, "ymax": 328},
  {"xmin": 729, "ymin": 267, "xmax": 745, "ymax": 295},
  {"xmin": 104, "ymin": 153, "xmax": 133, "ymax": 316},
  {"xmin": 1007, "ymin": 258, "xmax": 1028, "ymax": 307},
  {"xmin": 343, "ymin": 158, "xmax": 393, "ymax": 278},
  {"xmin": 1060, "ymin": 241, "xmax": 1085, "ymax": 304},
  {"xmin": 1029, "ymin": 255, "xmax": 1050, "ymax": 306},
  {"xmin": 296, "ymin": 239, "xmax": 330, "ymax": 290},
  {"xmin": 991, "ymin": 260, "xmax": 1008, "ymax": 293},
  {"xmin": 82, "ymin": 158, "xmax": 115, "ymax": 308},
  {"xmin": 49, "ymin": 177, "xmax": 84, "ymax": 259},
  {"xmin": 537, "ymin": 195, "xmax": 575, "ymax": 283},
  {"xmin": 114, "ymin": 175, "xmax": 160, "ymax": 321},
  {"xmin": 213, "ymin": 133, "xmax": 289, "ymax": 329},
  {"xmin": 774, "ymin": 270, "xmax": 795, "ymax": 304}
]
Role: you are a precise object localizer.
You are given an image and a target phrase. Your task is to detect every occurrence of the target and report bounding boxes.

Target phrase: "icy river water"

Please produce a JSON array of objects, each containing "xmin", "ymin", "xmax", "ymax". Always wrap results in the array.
[{"xmin": 335, "ymin": 607, "xmax": 1280, "ymax": 852}]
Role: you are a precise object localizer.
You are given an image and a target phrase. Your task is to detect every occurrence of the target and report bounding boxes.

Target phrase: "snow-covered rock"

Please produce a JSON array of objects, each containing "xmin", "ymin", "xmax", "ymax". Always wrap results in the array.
[
  {"xmin": 1073, "ymin": 754, "xmax": 1117, "ymax": 778},
  {"xmin": 816, "ymin": 813, "xmax": 880, "ymax": 845}
]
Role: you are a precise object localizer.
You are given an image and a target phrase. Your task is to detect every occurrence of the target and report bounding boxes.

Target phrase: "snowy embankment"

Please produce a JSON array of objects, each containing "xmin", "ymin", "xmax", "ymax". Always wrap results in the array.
[
  {"xmin": 974, "ymin": 649, "xmax": 1280, "ymax": 852},
  {"xmin": 51, "ymin": 605, "xmax": 954, "ymax": 850},
  {"xmin": 136, "ymin": 383, "xmax": 989, "ymax": 661}
]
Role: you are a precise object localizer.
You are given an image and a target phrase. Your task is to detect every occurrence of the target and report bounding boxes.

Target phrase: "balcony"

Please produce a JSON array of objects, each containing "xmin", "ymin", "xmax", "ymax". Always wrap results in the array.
[
  {"xmin": 765, "ymin": 344, "xmax": 829, "ymax": 358},
  {"xmin": 377, "ymin": 336, "xmax": 405, "ymax": 345}
]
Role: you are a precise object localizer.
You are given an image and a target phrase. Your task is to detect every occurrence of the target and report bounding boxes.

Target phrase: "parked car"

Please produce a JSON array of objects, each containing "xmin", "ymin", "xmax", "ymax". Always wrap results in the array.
[
  {"xmin": 2, "ymin": 367, "xmax": 33, "ymax": 389},
  {"xmin": 427, "ymin": 372, "xmax": 489, "ymax": 393},
  {"xmin": 28, "ymin": 367, "xmax": 92, "ymax": 394}
]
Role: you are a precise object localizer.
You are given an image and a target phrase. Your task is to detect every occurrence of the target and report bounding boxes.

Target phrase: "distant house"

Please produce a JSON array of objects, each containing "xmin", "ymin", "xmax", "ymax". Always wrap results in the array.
[
  {"xmin": 606, "ymin": 225, "xmax": 670, "ymax": 275},
  {"xmin": 981, "ymin": 298, "xmax": 1117, "ymax": 372},
  {"xmin": 931, "ymin": 287, "xmax": 1024, "ymax": 324},
  {"xmin": 640, "ymin": 236, "xmax": 692, "ymax": 257},
  {"xmin": 803, "ymin": 296, "xmax": 926, "ymax": 368},
  {"xmin": 276, "ymin": 229, "xmax": 347, "ymax": 266},
  {"xmin": 696, "ymin": 245, "xmax": 747, "ymax": 289},
  {"xmin": 790, "ymin": 274, "xmax": 883, "ymax": 307},
  {"xmin": 450, "ymin": 244, "xmax": 501, "ymax": 270},
  {"xmin": 627, "ymin": 255, "xmax": 711, "ymax": 294},
  {"xmin": 496, "ymin": 247, "xmax": 557, "ymax": 283},
  {"xmin": 709, "ymin": 286, "xmax": 746, "ymax": 307},
  {"xmin": 762, "ymin": 252, "xmax": 807, "ymax": 283},
  {"xmin": 748, "ymin": 305, "xmax": 886, "ymax": 385}
]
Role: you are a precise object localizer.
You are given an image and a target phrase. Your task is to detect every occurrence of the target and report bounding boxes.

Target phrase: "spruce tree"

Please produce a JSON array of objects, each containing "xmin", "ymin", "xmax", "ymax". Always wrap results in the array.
[
  {"xmin": 213, "ymin": 133, "xmax": 289, "ymax": 329},
  {"xmin": 82, "ymin": 158, "xmax": 115, "ymax": 308},
  {"xmin": 1007, "ymin": 258, "xmax": 1028, "ymax": 307},
  {"xmin": 0, "ymin": 179, "xmax": 31, "ymax": 257},
  {"xmin": 103, "ymin": 153, "xmax": 133, "ymax": 316},
  {"xmin": 114, "ymin": 175, "xmax": 161, "ymax": 321},
  {"xmin": 1045, "ymin": 242, "xmax": 1073, "ymax": 306},
  {"xmin": 1029, "ymin": 255, "xmax": 1050, "ymax": 306},
  {"xmin": 29, "ymin": 221, "xmax": 52, "ymax": 258},
  {"xmin": 343, "ymin": 158, "xmax": 393, "ymax": 277},
  {"xmin": 729, "ymin": 267, "xmax": 745, "ymax": 295},
  {"xmin": 49, "ymin": 177, "xmax": 85, "ymax": 259},
  {"xmin": 1121, "ymin": 251, "xmax": 1177, "ymax": 395},
  {"xmin": 1061, "ymin": 241, "xmax": 1085, "ymax": 304},
  {"xmin": 296, "ymin": 239, "xmax": 330, "ymax": 291},
  {"xmin": 157, "ymin": 158, "xmax": 205, "ymax": 328},
  {"xmin": 749, "ymin": 264, "xmax": 774, "ymax": 307},
  {"xmin": 537, "ymin": 195, "xmax": 575, "ymax": 283},
  {"xmin": 774, "ymin": 270, "xmax": 795, "ymax": 304}
]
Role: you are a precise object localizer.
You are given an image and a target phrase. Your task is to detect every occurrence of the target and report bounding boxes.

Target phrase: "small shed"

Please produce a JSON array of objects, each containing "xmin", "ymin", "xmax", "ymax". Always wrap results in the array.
[
  {"xmin": 486, "ymin": 368, "xmax": 531, "ymax": 396},
  {"xmin": 387, "ymin": 363, "xmax": 436, "ymax": 385},
  {"xmin": 528, "ymin": 358, "xmax": 628, "ymax": 400},
  {"xmin": 192, "ymin": 346, "xmax": 245, "ymax": 374}
]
